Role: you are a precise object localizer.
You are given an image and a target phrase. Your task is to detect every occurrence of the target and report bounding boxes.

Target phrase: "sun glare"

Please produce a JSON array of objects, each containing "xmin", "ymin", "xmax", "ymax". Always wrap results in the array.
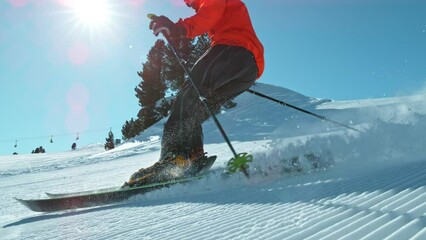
[{"xmin": 71, "ymin": 0, "xmax": 112, "ymax": 28}]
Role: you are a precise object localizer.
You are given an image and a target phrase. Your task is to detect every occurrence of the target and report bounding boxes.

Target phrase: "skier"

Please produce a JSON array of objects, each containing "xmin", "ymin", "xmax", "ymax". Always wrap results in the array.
[{"xmin": 124, "ymin": 0, "xmax": 264, "ymax": 187}]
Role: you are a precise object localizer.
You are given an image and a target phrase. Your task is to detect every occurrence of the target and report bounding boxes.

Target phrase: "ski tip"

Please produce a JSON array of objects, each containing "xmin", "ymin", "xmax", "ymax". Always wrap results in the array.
[
  {"xmin": 45, "ymin": 192, "xmax": 55, "ymax": 197},
  {"xmin": 14, "ymin": 197, "xmax": 44, "ymax": 212},
  {"xmin": 13, "ymin": 197, "xmax": 28, "ymax": 206},
  {"xmin": 147, "ymin": 13, "xmax": 157, "ymax": 19}
]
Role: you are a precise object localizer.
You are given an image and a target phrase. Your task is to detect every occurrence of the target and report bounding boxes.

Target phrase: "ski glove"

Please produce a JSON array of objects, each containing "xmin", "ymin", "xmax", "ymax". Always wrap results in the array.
[{"xmin": 149, "ymin": 15, "xmax": 186, "ymax": 39}]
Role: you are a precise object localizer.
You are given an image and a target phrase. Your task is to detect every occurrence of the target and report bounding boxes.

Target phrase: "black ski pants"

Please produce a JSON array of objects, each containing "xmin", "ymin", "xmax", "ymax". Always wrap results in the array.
[{"xmin": 161, "ymin": 45, "xmax": 258, "ymax": 158}]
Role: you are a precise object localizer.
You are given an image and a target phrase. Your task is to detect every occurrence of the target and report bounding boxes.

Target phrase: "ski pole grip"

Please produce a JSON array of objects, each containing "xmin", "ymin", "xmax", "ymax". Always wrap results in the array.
[
  {"xmin": 147, "ymin": 13, "xmax": 170, "ymax": 38},
  {"xmin": 147, "ymin": 13, "xmax": 157, "ymax": 20}
]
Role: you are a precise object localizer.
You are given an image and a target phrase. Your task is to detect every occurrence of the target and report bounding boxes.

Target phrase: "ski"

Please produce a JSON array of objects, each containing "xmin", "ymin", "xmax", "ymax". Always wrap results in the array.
[
  {"xmin": 16, "ymin": 156, "xmax": 216, "ymax": 212},
  {"xmin": 45, "ymin": 186, "xmax": 120, "ymax": 198}
]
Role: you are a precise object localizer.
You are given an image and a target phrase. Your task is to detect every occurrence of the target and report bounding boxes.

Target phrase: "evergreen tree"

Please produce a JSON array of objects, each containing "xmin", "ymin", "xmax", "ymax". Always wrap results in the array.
[
  {"xmin": 134, "ymin": 40, "xmax": 168, "ymax": 131},
  {"xmin": 163, "ymin": 38, "xmax": 193, "ymax": 91},
  {"xmin": 105, "ymin": 129, "xmax": 115, "ymax": 150},
  {"xmin": 163, "ymin": 35, "xmax": 211, "ymax": 91},
  {"xmin": 122, "ymin": 118, "xmax": 143, "ymax": 141},
  {"xmin": 157, "ymin": 98, "xmax": 172, "ymax": 117},
  {"xmin": 135, "ymin": 40, "xmax": 168, "ymax": 107},
  {"xmin": 193, "ymin": 34, "xmax": 211, "ymax": 60},
  {"xmin": 122, "ymin": 34, "xmax": 212, "ymax": 139}
]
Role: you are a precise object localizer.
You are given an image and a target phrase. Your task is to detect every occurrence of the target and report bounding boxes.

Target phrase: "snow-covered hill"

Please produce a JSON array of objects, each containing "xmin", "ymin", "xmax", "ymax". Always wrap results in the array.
[{"xmin": 1, "ymin": 83, "xmax": 425, "ymax": 239}]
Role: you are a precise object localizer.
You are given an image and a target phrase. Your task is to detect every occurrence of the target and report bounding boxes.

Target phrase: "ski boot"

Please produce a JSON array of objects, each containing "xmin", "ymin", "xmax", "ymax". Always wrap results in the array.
[{"xmin": 122, "ymin": 151, "xmax": 214, "ymax": 188}]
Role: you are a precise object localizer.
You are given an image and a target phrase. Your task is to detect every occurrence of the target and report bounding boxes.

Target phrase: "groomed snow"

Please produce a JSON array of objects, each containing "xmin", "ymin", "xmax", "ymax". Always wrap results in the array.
[{"xmin": 1, "ymin": 83, "xmax": 425, "ymax": 239}]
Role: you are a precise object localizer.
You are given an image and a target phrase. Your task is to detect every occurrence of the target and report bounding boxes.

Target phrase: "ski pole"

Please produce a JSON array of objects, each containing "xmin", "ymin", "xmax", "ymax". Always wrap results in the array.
[
  {"xmin": 246, "ymin": 89, "xmax": 361, "ymax": 132},
  {"xmin": 147, "ymin": 14, "xmax": 251, "ymax": 178}
]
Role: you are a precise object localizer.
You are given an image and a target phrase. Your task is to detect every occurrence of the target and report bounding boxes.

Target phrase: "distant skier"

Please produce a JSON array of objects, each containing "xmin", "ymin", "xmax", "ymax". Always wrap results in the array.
[{"xmin": 124, "ymin": 0, "xmax": 264, "ymax": 187}]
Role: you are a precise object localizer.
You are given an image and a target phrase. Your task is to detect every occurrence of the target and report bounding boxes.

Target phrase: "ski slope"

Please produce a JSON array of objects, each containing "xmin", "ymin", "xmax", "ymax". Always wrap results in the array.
[{"xmin": 1, "ymin": 83, "xmax": 425, "ymax": 239}]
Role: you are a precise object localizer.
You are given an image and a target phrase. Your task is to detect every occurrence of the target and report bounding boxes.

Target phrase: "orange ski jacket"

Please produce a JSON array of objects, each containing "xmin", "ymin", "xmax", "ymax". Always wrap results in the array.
[{"xmin": 178, "ymin": 0, "xmax": 264, "ymax": 79}]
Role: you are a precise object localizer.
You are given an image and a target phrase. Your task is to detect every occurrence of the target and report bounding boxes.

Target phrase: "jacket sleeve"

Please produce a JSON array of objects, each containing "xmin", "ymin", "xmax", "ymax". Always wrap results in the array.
[{"xmin": 177, "ymin": 0, "xmax": 226, "ymax": 38}]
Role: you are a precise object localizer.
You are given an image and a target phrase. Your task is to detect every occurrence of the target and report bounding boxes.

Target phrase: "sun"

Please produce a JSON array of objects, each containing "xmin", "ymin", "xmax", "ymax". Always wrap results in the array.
[
  {"xmin": 61, "ymin": 0, "xmax": 118, "ymax": 41},
  {"xmin": 71, "ymin": 0, "xmax": 112, "ymax": 29}
]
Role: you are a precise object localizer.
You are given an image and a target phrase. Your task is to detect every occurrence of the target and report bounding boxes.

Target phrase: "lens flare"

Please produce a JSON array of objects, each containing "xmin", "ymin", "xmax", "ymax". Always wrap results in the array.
[
  {"xmin": 7, "ymin": 0, "xmax": 29, "ymax": 8},
  {"xmin": 67, "ymin": 42, "xmax": 90, "ymax": 66}
]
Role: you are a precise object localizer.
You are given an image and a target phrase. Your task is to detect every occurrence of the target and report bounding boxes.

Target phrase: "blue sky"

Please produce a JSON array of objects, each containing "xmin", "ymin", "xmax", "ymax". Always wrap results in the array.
[{"xmin": 1, "ymin": 0, "xmax": 425, "ymax": 156}]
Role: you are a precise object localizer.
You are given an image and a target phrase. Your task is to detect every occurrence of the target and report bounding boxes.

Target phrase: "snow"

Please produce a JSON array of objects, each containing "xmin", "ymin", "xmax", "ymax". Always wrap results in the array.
[{"xmin": 1, "ymin": 83, "xmax": 425, "ymax": 239}]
